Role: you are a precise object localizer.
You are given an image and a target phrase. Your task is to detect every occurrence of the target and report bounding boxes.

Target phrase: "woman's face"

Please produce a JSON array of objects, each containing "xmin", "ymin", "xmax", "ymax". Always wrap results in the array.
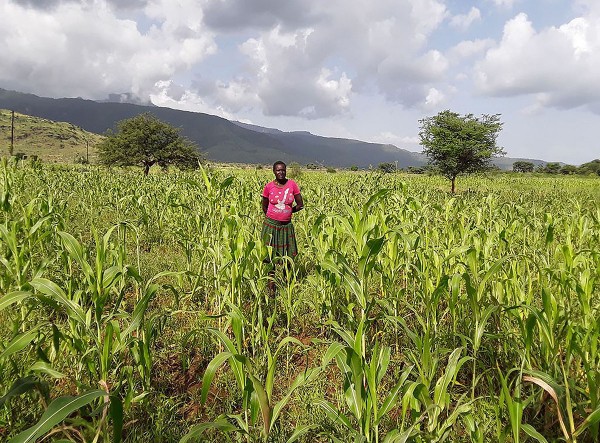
[{"xmin": 274, "ymin": 164, "xmax": 286, "ymax": 181}]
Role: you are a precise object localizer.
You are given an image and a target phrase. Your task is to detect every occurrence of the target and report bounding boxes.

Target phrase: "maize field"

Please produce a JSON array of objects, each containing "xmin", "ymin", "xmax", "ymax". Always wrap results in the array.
[{"xmin": 1, "ymin": 158, "xmax": 600, "ymax": 442}]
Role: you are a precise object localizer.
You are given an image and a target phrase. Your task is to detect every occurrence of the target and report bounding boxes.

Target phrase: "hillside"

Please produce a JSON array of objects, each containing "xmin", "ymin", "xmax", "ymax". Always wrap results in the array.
[{"xmin": 0, "ymin": 109, "xmax": 103, "ymax": 163}]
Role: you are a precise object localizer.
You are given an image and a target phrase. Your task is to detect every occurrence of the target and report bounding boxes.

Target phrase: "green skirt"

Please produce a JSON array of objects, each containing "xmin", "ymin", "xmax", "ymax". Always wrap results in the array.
[{"xmin": 261, "ymin": 217, "xmax": 298, "ymax": 260}]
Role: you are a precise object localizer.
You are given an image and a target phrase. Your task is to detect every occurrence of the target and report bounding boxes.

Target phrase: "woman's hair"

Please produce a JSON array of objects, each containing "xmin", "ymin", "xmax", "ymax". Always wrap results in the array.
[{"xmin": 273, "ymin": 161, "xmax": 286, "ymax": 170}]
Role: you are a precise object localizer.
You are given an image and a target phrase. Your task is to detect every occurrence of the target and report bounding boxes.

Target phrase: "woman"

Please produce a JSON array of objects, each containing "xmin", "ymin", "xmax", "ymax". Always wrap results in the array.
[{"xmin": 261, "ymin": 161, "xmax": 303, "ymax": 292}]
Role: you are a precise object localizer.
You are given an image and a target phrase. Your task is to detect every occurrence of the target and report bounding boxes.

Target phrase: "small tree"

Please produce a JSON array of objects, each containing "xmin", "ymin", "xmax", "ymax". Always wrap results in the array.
[
  {"xmin": 544, "ymin": 162, "xmax": 561, "ymax": 174},
  {"xmin": 560, "ymin": 164, "xmax": 577, "ymax": 175},
  {"xmin": 287, "ymin": 161, "xmax": 303, "ymax": 179},
  {"xmin": 378, "ymin": 162, "xmax": 396, "ymax": 173},
  {"xmin": 513, "ymin": 161, "xmax": 534, "ymax": 173},
  {"xmin": 578, "ymin": 159, "xmax": 600, "ymax": 175},
  {"xmin": 419, "ymin": 110, "xmax": 504, "ymax": 192},
  {"xmin": 98, "ymin": 113, "xmax": 202, "ymax": 175}
]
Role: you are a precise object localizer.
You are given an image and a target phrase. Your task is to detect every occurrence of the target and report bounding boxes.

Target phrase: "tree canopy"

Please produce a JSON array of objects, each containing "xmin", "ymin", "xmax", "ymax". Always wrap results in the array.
[
  {"xmin": 98, "ymin": 113, "xmax": 202, "ymax": 175},
  {"xmin": 513, "ymin": 161, "xmax": 535, "ymax": 173},
  {"xmin": 419, "ymin": 110, "xmax": 504, "ymax": 192}
]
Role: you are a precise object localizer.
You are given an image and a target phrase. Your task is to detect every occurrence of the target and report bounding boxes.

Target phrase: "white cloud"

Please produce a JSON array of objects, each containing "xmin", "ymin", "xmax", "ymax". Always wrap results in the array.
[
  {"xmin": 448, "ymin": 39, "xmax": 495, "ymax": 62},
  {"xmin": 193, "ymin": 0, "xmax": 451, "ymax": 118},
  {"xmin": 424, "ymin": 87, "xmax": 445, "ymax": 109},
  {"xmin": 474, "ymin": 12, "xmax": 600, "ymax": 111},
  {"xmin": 489, "ymin": 0, "xmax": 518, "ymax": 8},
  {"xmin": 450, "ymin": 7, "xmax": 481, "ymax": 31},
  {"xmin": 372, "ymin": 131, "xmax": 420, "ymax": 148},
  {"xmin": 150, "ymin": 80, "xmax": 237, "ymax": 120},
  {"xmin": 0, "ymin": 1, "xmax": 216, "ymax": 100}
]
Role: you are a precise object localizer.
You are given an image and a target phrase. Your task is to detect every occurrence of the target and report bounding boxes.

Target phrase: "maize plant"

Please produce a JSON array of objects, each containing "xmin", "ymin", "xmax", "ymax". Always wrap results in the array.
[{"xmin": 1, "ymin": 161, "xmax": 599, "ymax": 442}]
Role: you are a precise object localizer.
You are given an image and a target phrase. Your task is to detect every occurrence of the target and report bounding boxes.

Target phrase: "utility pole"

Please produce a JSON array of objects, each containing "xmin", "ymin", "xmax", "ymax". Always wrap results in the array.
[{"xmin": 10, "ymin": 110, "xmax": 15, "ymax": 156}]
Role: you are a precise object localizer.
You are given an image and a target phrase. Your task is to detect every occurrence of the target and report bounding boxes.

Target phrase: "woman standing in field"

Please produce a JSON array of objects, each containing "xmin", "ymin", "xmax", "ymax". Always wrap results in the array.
[{"xmin": 261, "ymin": 161, "xmax": 303, "ymax": 293}]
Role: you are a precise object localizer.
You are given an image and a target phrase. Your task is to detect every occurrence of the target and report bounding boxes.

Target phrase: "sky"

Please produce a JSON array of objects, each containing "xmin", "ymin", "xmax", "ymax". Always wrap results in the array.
[{"xmin": 1, "ymin": 0, "xmax": 599, "ymax": 165}]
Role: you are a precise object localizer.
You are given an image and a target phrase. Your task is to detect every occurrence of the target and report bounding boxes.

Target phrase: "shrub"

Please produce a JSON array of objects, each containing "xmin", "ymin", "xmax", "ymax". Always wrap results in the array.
[
  {"xmin": 288, "ymin": 162, "xmax": 303, "ymax": 179},
  {"xmin": 378, "ymin": 162, "xmax": 396, "ymax": 173},
  {"xmin": 74, "ymin": 154, "xmax": 89, "ymax": 165}
]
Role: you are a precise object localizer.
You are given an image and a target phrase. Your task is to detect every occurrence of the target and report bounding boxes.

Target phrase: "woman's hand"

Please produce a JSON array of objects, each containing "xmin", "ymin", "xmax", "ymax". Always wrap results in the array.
[{"xmin": 292, "ymin": 193, "xmax": 304, "ymax": 213}]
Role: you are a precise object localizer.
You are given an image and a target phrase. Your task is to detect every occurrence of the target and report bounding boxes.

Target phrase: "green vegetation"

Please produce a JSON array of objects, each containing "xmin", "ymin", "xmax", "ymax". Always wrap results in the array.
[
  {"xmin": 419, "ymin": 110, "xmax": 505, "ymax": 193},
  {"xmin": 377, "ymin": 162, "xmax": 397, "ymax": 173},
  {"xmin": 531, "ymin": 159, "xmax": 600, "ymax": 176},
  {"xmin": 0, "ymin": 110, "xmax": 103, "ymax": 163},
  {"xmin": 1, "ymin": 157, "xmax": 600, "ymax": 442},
  {"xmin": 98, "ymin": 113, "xmax": 202, "ymax": 176},
  {"xmin": 512, "ymin": 161, "xmax": 535, "ymax": 173}
]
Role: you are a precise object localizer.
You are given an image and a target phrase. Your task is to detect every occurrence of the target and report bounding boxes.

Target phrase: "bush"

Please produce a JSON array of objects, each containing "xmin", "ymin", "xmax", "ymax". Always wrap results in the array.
[
  {"xmin": 306, "ymin": 163, "xmax": 319, "ymax": 170},
  {"xmin": 350, "ymin": 165, "xmax": 359, "ymax": 171},
  {"xmin": 288, "ymin": 162, "xmax": 303, "ymax": 179},
  {"xmin": 74, "ymin": 154, "xmax": 89, "ymax": 165},
  {"xmin": 407, "ymin": 166, "xmax": 426, "ymax": 174},
  {"xmin": 378, "ymin": 162, "xmax": 396, "ymax": 173},
  {"xmin": 29, "ymin": 155, "xmax": 42, "ymax": 170},
  {"xmin": 326, "ymin": 167, "xmax": 337, "ymax": 173}
]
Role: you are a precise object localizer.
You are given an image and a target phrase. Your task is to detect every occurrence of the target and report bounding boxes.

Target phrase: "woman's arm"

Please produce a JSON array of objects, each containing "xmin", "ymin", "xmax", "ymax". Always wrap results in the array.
[
  {"xmin": 262, "ymin": 196, "xmax": 269, "ymax": 215},
  {"xmin": 292, "ymin": 193, "xmax": 304, "ymax": 213}
]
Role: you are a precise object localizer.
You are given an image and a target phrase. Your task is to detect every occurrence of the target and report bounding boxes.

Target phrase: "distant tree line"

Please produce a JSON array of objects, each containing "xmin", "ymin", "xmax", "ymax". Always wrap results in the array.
[{"xmin": 513, "ymin": 159, "xmax": 600, "ymax": 175}]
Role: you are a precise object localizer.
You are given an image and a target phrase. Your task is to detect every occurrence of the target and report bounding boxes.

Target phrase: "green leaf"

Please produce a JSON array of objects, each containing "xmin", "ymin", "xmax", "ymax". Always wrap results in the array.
[
  {"xmin": 574, "ymin": 405, "xmax": 600, "ymax": 438},
  {"xmin": 201, "ymin": 352, "xmax": 234, "ymax": 405},
  {"xmin": 120, "ymin": 283, "xmax": 158, "ymax": 340},
  {"xmin": 377, "ymin": 365, "xmax": 414, "ymax": 424},
  {"xmin": 58, "ymin": 231, "xmax": 93, "ymax": 278},
  {"xmin": 521, "ymin": 424, "xmax": 549, "ymax": 443},
  {"xmin": 0, "ymin": 376, "xmax": 40, "ymax": 408},
  {"xmin": 0, "ymin": 291, "xmax": 31, "ymax": 311},
  {"xmin": 179, "ymin": 416, "xmax": 242, "ymax": 443},
  {"xmin": 110, "ymin": 395, "xmax": 123, "ymax": 443},
  {"xmin": 0, "ymin": 328, "xmax": 39, "ymax": 361},
  {"xmin": 29, "ymin": 361, "xmax": 66, "ymax": 379},
  {"xmin": 9, "ymin": 390, "xmax": 106, "ymax": 443},
  {"xmin": 271, "ymin": 367, "xmax": 322, "ymax": 426},
  {"xmin": 322, "ymin": 342, "xmax": 345, "ymax": 367},
  {"xmin": 316, "ymin": 399, "xmax": 354, "ymax": 432},
  {"xmin": 286, "ymin": 424, "xmax": 318, "ymax": 443},
  {"xmin": 31, "ymin": 278, "xmax": 86, "ymax": 325},
  {"xmin": 248, "ymin": 373, "xmax": 271, "ymax": 436}
]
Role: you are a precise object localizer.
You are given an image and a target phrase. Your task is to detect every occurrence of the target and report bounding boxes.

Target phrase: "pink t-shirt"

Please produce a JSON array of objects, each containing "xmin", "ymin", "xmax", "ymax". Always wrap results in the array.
[{"xmin": 262, "ymin": 179, "xmax": 301, "ymax": 222}]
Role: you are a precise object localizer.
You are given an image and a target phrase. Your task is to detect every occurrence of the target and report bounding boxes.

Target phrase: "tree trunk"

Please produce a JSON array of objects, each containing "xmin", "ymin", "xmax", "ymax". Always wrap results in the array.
[
  {"xmin": 144, "ymin": 163, "xmax": 150, "ymax": 176},
  {"xmin": 451, "ymin": 176, "xmax": 456, "ymax": 194}
]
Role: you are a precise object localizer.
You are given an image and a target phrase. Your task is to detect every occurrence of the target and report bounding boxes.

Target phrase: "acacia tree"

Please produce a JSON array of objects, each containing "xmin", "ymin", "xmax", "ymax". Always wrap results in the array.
[
  {"xmin": 419, "ymin": 110, "xmax": 505, "ymax": 193},
  {"xmin": 98, "ymin": 113, "xmax": 202, "ymax": 175},
  {"xmin": 513, "ymin": 161, "xmax": 535, "ymax": 173}
]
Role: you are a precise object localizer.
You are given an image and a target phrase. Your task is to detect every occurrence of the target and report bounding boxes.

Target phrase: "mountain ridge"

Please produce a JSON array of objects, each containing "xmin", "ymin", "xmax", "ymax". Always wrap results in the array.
[{"xmin": 0, "ymin": 88, "xmax": 549, "ymax": 168}]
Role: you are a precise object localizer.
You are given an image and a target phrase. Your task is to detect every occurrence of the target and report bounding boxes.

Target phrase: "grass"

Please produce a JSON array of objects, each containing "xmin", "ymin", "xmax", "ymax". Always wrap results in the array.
[{"xmin": 0, "ymin": 109, "xmax": 104, "ymax": 163}]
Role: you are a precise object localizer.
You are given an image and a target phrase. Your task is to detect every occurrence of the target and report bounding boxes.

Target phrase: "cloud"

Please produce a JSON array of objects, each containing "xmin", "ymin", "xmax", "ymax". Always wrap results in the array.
[
  {"xmin": 239, "ymin": 26, "xmax": 353, "ymax": 118},
  {"xmin": 474, "ymin": 12, "xmax": 600, "ymax": 111},
  {"xmin": 198, "ymin": 0, "xmax": 450, "ymax": 118},
  {"xmin": 13, "ymin": 0, "xmax": 150, "ymax": 11},
  {"xmin": 488, "ymin": 0, "xmax": 518, "ymax": 8},
  {"xmin": 202, "ymin": 0, "xmax": 318, "ymax": 32},
  {"xmin": 0, "ymin": 1, "xmax": 215, "ymax": 100},
  {"xmin": 450, "ymin": 7, "xmax": 481, "ymax": 31},
  {"xmin": 150, "ymin": 80, "xmax": 238, "ymax": 119},
  {"xmin": 448, "ymin": 38, "xmax": 495, "ymax": 62},
  {"xmin": 371, "ymin": 131, "xmax": 420, "ymax": 148}
]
